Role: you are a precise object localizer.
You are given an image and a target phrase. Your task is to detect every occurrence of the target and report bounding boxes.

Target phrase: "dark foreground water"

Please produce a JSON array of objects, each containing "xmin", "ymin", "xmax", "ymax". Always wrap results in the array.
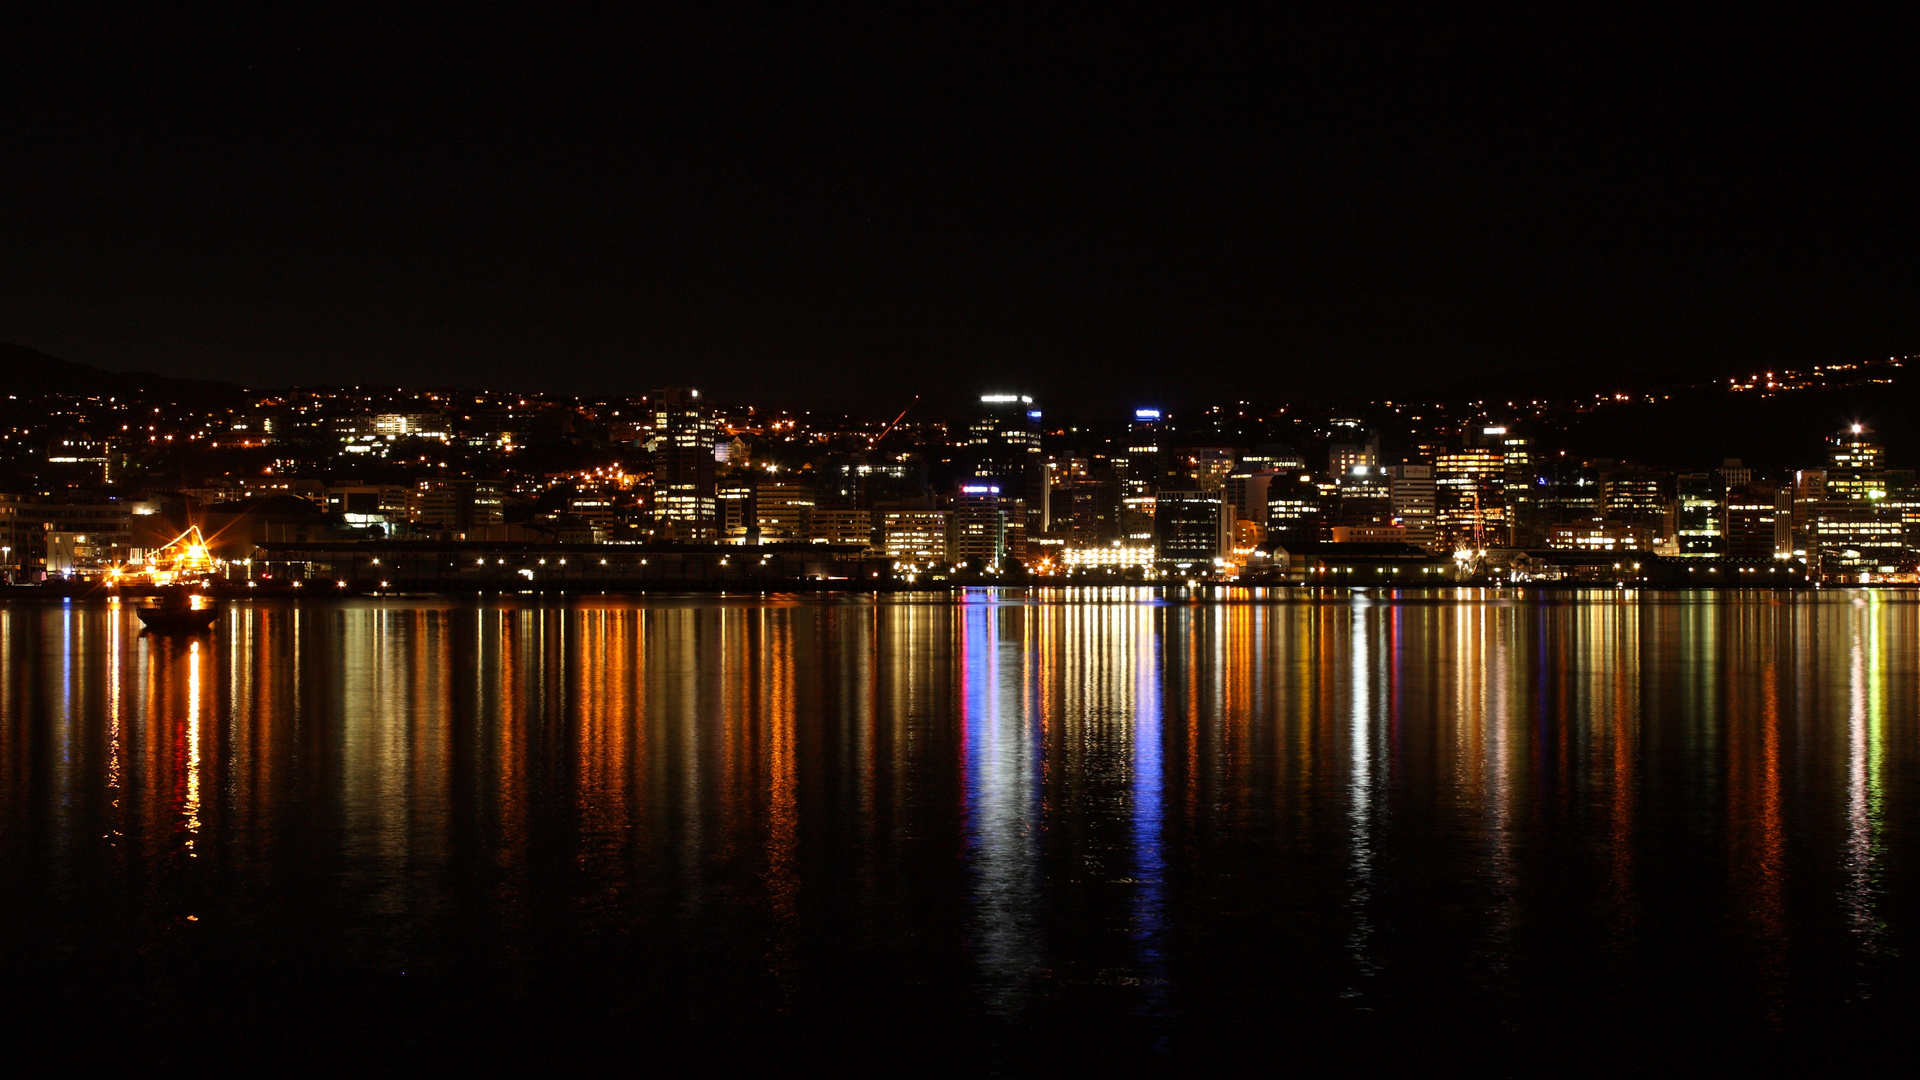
[{"xmin": 4, "ymin": 589, "xmax": 1920, "ymax": 1073}]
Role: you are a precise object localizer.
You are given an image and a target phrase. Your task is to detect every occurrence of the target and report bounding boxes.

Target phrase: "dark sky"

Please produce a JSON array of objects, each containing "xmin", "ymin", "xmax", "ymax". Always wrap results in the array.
[{"xmin": 5, "ymin": 11, "xmax": 1917, "ymax": 414}]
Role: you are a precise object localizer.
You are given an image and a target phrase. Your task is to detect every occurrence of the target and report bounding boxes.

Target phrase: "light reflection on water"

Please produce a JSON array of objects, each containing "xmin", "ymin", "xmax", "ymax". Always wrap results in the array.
[{"xmin": 4, "ymin": 589, "xmax": 1920, "ymax": 1069}]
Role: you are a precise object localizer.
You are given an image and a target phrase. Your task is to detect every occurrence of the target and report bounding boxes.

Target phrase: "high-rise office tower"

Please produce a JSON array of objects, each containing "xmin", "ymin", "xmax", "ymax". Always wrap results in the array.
[
  {"xmin": 1153, "ymin": 488, "xmax": 1226, "ymax": 574},
  {"xmin": 969, "ymin": 394, "xmax": 1043, "ymax": 527},
  {"xmin": 948, "ymin": 480, "xmax": 1008, "ymax": 567},
  {"xmin": 1385, "ymin": 464, "xmax": 1437, "ymax": 549},
  {"xmin": 1725, "ymin": 484, "xmax": 1790, "ymax": 559},
  {"xmin": 1435, "ymin": 447, "xmax": 1506, "ymax": 548},
  {"xmin": 1121, "ymin": 408, "xmax": 1164, "ymax": 540},
  {"xmin": 1675, "ymin": 471, "xmax": 1725, "ymax": 554},
  {"xmin": 1827, "ymin": 424, "xmax": 1887, "ymax": 502},
  {"xmin": 649, "ymin": 388, "xmax": 718, "ymax": 540},
  {"xmin": 1265, "ymin": 477, "xmax": 1326, "ymax": 546},
  {"xmin": 1335, "ymin": 466, "xmax": 1393, "ymax": 529}
]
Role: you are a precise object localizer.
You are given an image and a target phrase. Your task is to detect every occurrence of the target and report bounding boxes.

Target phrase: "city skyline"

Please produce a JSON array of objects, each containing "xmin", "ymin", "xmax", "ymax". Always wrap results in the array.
[{"xmin": 6, "ymin": 349, "xmax": 1920, "ymax": 589}]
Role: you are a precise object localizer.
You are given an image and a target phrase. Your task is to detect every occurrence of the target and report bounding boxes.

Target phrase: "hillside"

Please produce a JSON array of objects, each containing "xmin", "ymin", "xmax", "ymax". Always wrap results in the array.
[{"xmin": 0, "ymin": 342, "xmax": 246, "ymax": 402}]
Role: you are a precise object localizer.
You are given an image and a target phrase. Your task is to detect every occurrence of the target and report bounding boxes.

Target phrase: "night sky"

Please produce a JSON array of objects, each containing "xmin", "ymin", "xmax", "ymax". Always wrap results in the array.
[{"xmin": 5, "ymin": 11, "xmax": 1916, "ymax": 414}]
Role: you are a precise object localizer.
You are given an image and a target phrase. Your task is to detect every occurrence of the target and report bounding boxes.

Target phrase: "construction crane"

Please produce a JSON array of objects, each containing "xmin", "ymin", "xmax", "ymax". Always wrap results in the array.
[{"xmin": 869, "ymin": 395, "xmax": 919, "ymax": 450}]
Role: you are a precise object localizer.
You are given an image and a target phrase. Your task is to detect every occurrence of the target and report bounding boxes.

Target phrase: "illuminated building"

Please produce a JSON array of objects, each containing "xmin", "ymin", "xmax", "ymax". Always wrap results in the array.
[
  {"xmin": 1061, "ymin": 541, "xmax": 1154, "ymax": 570},
  {"xmin": 948, "ymin": 482, "xmax": 1007, "ymax": 567},
  {"xmin": 1810, "ymin": 501, "xmax": 1903, "ymax": 570},
  {"xmin": 1330, "ymin": 525, "xmax": 1408, "ymax": 542},
  {"xmin": 969, "ymin": 394, "xmax": 1043, "ymax": 529},
  {"xmin": 754, "ymin": 479, "xmax": 816, "ymax": 539},
  {"xmin": 1675, "ymin": 471, "xmax": 1725, "ymax": 555},
  {"xmin": 1063, "ymin": 473, "xmax": 1122, "ymax": 544},
  {"xmin": 371, "ymin": 412, "xmax": 452, "ymax": 440},
  {"xmin": 648, "ymin": 387, "xmax": 718, "ymax": 540},
  {"xmin": 407, "ymin": 480, "xmax": 506, "ymax": 536},
  {"xmin": 1826, "ymin": 424, "xmax": 1886, "ymax": 502},
  {"xmin": 327, "ymin": 485, "xmax": 410, "ymax": 532},
  {"xmin": 1237, "ymin": 444, "xmax": 1305, "ymax": 471},
  {"xmin": 1882, "ymin": 472, "xmax": 1920, "ymax": 546},
  {"xmin": 1122, "ymin": 408, "xmax": 1164, "ymax": 505},
  {"xmin": 1183, "ymin": 446, "xmax": 1236, "ymax": 491},
  {"xmin": 1327, "ymin": 420, "xmax": 1379, "ymax": 474},
  {"xmin": 808, "ymin": 509, "xmax": 873, "ymax": 548},
  {"xmin": 1152, "ymin": 488, "xmax": 1226, "ymax": 574},
  {"xmin": 1435, "ymin": 447, "xmax": 1506, "ymax": 547},
  {"xmin": 1725, "ymin": 484, "xmax": 1791, "ymax": 559},
  {"xmin": 1262, "ymin": 540, "xmax": 1449, "ymax": 583},
  {"xmin": 43, "ymin": 493, "xmax": 135, "ymax": 577},
  {"xmin": 1596, "ymin": 467, "xmax": 1668, "ymax": 530},
  {"xmin": 1265, "ymin": 477, "xmax": 1326, "ymax": 546},
  {"xmin": 0, "ymin": 494, "xmax": 39, "ymax": 582},
  {"xmin": 717, "ymin": 477, "xmax": 756, "ymax": 537},
  {"xmin": 1494, "ymin": 428, "xmax": 1536, "ymax": 542},
  {"xmin": 1335, "ymin": 466, "xmax": 1392, "ymax": 530},
  {"xmin": 1545, "ymin": 519, "xmax": 1656, "ymax": 552},
  {"xmin": 1223, "ymin": 470, "xmax": 1278, "ymax": 524},
  {"xmin": 1384, "ymin": 464, "xmax": 1437, "ymax": 549},
  {"xmin": 880, "ymin": 510, "xmax": 950, "ymax": 564}
]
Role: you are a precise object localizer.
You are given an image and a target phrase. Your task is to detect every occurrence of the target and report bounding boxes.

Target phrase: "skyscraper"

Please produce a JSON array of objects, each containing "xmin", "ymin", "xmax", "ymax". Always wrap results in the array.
[
  {"xmin": 1385, "ymin": 464, "xmax": 1437, "ymax": 549},
  {"xmin": 1675, "ymin": 471, "xmax": 1725, "ymax": 555},
  {"xmin": 948, "ymin": 481, "xmax": 1007, "ymax": 567},
  {"xmin": 1153, "ymin": 487, "xmax": 1226, "ymax": 574},
  {"xmin": 1827, "ymin": 424, "xmax": 1887, "ymax": 502},
  {"xmin": 969, "ymin": 394, "xmax": 1044, "ymax": 529},
  {"xmin": 649, "ymin": 388, "xmax": 718, "ymax": 540},
  {"xmin": 1121, "ymin": 408, "xmax": 1163, "ymax": 541}
]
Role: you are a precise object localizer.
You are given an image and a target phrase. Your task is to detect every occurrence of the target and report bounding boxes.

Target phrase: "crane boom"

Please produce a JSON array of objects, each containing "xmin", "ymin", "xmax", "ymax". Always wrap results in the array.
[{"xmin": 869, "ymin": 395, "xmax": 919, "ymax": 449}]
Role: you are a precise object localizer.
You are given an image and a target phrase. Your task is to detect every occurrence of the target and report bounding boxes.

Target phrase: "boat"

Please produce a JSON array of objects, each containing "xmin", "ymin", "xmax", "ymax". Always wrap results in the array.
[{"xmin": 133, "ymin": 591, "xmax": 221, "ymax": 633}]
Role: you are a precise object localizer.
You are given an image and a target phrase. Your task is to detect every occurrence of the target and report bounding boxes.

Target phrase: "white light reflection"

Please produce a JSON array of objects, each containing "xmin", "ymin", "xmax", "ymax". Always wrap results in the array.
[
  {"xmin": 962, "ymin": 597, "xmax": 1042, "ymax": 1016},
  {"xmin": 1843, "ymin": 601, "xmax": 1883, "ymax": 957},
  {"xmin": 1344, "ymin": 597, "xmax": 1379, "ymax": 997}
]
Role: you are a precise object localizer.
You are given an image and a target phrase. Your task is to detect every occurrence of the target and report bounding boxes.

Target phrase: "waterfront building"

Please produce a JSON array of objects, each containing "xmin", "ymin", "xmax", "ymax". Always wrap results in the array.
[
  {"xmin": 1121, "ymin": 407, "xmax": 1159, "ymax": 499},
  {"xmin": 880, "ymin": 510, "xmax": 950, "ymax": 565},
  {"xmin": 1545, "ymin": 519, "xmax": 1656, "ymax": 552},
  {"xmin": 407, "ymin": 480, "xmax": 506, "ymax": 537},
  {"xmin": 1826, "ymin": 424, "xmax": 1887, "ymax": 502},
  {"xmin": 969, "ymin": 394, "xmax": 1044, "ymax": 529},
  {"xmin": 1494, "ymin": 428, "xmax": 1537, "ymax": 543},
  {"xmin": 1335, "ymin": 466, "xmax": 1393, "ymax": 530},
  {"xmin": 947, "ymin": 482, "xmax": 1006, "ymax": 567},
  {"xmin": 1435, "ymin": 447, "xmax": 1506, "ymax": 547},
  {"xmin": 717, "ymin": 476, "xmax": 755, "ymax": 537},
  {"xmin": 0, "ymin": 493, "xmax": 47, "ymax": 583},
  {"xmin": 1262, "ymin": 540, "xmax": 1450, "ymax": 584},
  {"xmin": 1597, "ymin": 466, "xmax": 1668, "ymax": 532},
  {"xmin": 1675, "ymin": 471, "xmax": 1725, "ymax": 554},
  {"xmin": 1153, "ymin": 487, "xmax": 1226, "ymax": 574},
  {"xmin": 754, "ymin": 478, "xmax": 816, "ymax": 539},
  {"xmin": 649, "ymin": 388, "xmax": 718, "ymax": 540},
  {"xmin": 1265, "ymin": 478, "xmax": 1326, "ymax": 546},
  {"xmin": 1385, "ymin": 463, "xmax": 1437, "ymax": 549},
  {"xmin": 1061, "ymin": 541, "xmax": 1155, "ymax": 572},
  {"xmin": 808, "ymin": 509, "xmax": 873, "ymax": 548},
  {"xmin": 1725, "ymin": 484, "xmax": 1791, "ymax": 560},
  {"xmin": 1065, "ymin": 474, "xmax": 1122, "ymax": 544}
]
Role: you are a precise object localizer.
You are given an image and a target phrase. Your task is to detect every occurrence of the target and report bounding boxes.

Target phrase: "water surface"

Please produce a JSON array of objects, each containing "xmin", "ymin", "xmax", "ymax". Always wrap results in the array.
[{"xmin": 4, "ymin": 589, "xmax": 1918, "ymax": 1072}]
